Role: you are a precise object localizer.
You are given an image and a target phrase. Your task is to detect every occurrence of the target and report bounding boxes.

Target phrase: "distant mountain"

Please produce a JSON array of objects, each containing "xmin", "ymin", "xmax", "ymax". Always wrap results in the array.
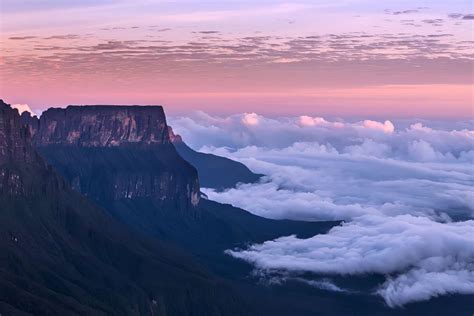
[
  {"xmin": 168, "ymin": 126, "xmax": 262, "ymax": 190},
  {"xmin": 0, "ymin": 100, "xmax": 248, "ymax": 315}
]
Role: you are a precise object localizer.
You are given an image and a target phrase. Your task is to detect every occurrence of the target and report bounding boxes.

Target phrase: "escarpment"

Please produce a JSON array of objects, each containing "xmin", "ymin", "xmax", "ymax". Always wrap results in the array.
[
  {"xmin": 29, "ymin": 105, "xmax": 200, "ymax": 213},
  {"xmin": 0, "ymin": 100, "xmax": 52, "ymax": 196}
]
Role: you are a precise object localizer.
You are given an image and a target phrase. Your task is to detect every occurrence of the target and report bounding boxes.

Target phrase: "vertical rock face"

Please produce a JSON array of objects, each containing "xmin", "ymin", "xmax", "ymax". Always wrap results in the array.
[
  {"xmin": 0, "ymin": 100, "xmax": 36, "ymax": 165},
  {"xmin": 0, "ymin": 100, "xmax": 43, "ymax": 196},
  {"xmin": 32, "ymin": 105, "xmax": 200, "ymax": 213},
  {"xmin": 20, "ymin": 111, "xmax": 40, "ymax": 138}
]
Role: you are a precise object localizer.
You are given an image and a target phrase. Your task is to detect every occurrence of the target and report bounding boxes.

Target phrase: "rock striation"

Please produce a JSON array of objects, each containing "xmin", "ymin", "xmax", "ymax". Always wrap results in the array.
[{"xmin": 35, "ymin": 106, "xmax": 170, "ymax": 146}]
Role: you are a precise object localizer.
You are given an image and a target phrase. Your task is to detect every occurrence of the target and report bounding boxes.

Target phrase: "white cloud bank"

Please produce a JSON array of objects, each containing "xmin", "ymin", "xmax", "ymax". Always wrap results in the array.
[
  {"xmin": 227, "ymin": 215, "xmax": 474, "ymax": 307},
  {"xmin": 11, "ymin": 103, "xmax": 36, "ymax": 116},
  {"xmin": 169, "ymin": 112, "xmax": 474, "ymax": 307}
]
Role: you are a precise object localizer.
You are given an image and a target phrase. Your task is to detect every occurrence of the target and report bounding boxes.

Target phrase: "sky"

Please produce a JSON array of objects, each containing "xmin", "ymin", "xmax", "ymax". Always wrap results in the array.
[{"xmin": 0, "ymin": 0, "xmax": 473, "ymax": 117}]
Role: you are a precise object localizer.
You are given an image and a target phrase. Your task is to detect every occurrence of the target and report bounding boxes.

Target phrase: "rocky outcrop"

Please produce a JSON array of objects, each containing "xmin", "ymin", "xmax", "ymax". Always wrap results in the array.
[
  {"xmin": 31, "ymin": 105, "xmax": 200, "ymax": 213},
  {"xmin": 168, "ymin": 126, "xmax": 184, "ymax": 143}
]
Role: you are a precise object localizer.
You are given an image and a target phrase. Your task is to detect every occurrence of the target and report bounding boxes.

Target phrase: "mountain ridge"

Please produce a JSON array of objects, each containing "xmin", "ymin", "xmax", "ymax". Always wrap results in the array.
[{"xmin": 168, "ymin": 126, "xmax": 262, "ymax": 190}]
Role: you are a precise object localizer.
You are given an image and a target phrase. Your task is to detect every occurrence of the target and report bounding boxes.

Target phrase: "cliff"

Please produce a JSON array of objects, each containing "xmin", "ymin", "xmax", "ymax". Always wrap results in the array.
[
  {"xmin": 0, "ymin": 100, "xmax": 48, "ymax": 196},
  {"xmin": 0, "ymin": 101, "xmax": 36, "ymax": 165},
  {"xmin": 35, "ymin": 105, "xmax": 170, "ymax": 146},
  {"xmin": 32, "ymin": 105, "xmax": 200, "ymax": 213}
]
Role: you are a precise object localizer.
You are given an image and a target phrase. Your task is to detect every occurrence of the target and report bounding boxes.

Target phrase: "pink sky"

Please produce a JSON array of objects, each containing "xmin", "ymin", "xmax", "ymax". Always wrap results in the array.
[{"xmin": 1, "ymin": 0, "xmax": 473, "ymax": 117}]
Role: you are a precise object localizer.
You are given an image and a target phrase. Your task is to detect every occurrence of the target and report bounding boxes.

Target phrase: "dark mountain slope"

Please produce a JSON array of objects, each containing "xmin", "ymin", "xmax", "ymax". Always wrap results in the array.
[
  {"xmin": 0, "ymin": 101, "xmax": 248, "ymax": 315},
  {"xmin": 168, "ymin": 127, "xmax": 262, "ymax": 190},
  {"xmin": 107, "ymin": 197, "xmax": 337, "ymax": 279}
]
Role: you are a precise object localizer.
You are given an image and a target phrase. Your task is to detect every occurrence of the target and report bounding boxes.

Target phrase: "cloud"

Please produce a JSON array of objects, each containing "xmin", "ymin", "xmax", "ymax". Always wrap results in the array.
[
  {"xmin": 169, "ymin": 113, "xmax": 474, "ymax": 159},
  {"xmin": 194, "ymin": 30, "xmax": 220, "ymax": 35},
  {"xmin": 227, "ymin": 215, "xmax": 474, "ymax": 307},
  {"xmin": 8, "ymin": 36, "xmax": 37, "ymax": 40},
  {"xmin": 228, "ymin": 215, "xmax": 474, "ymax": 274},
  {"xmin": 299, "ymin": 115, "xmax": 324, "ymax": 126},
  {"xmin": 392, "ymin": 9, "xmax": 419, "ymax": 15},
  {"xmin": 44, "ymin": 34, "xmax": 81, "ymax": 40},
  {"xmin": 448, "ymin": 13, "xmax": 464, "ymax": 19},
  {"xmin": 379, "ymin": 260, "xmax": 474, "ymax": 307},
  {"xmin": 170, "ymin": 112, "xmax": 474, "ymax": 306},
  {"xmin": 3, "ymin": 29, "xmax": 472, "ymax": 99},
  {"xmin": 421, "ymin": 18, "xmax": 444, "ymax": 26},
  {"xmin": 362, "ymin": 119, "xmax": 395, "ymax": 134},
  {"xmin": 11, "ymin": 104, "xmax": 36, "ymax": 116},
  {"xmin": 202, "ymin": 148, "xmax": 473, "ymax": 221},
  {"xmin": 298, "ymin": 115, "xmax": 343, "ymax": 128},
  {"xmin": 264, "ymin": 275, "xmax": 347, "ymax": 293},
  {"xmin": 242, "ymin": 113, "xmax": 260, "ymax": 126}
]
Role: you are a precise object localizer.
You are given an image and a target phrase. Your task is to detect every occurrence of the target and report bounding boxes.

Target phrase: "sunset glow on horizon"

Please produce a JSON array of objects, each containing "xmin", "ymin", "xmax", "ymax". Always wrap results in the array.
[{"xmin": 1, "ymin": 0, "xmax": 473, "ymax": 117}]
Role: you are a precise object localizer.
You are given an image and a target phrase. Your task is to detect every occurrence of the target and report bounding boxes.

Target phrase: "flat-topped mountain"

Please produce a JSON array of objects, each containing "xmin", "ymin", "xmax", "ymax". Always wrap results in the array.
[
  {"xmin": 28, "ymin": 105, "xmax": 200, "ymax": 213},
  {"xmin": 35, "ymin": 105, "xmax": 170, "ymax": 146}
]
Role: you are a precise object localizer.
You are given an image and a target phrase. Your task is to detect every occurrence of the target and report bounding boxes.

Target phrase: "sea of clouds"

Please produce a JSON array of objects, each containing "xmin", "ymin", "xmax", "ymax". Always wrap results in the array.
[{"xmin": 169, "ymin": 112, "xmax": 474, "ymax": 307}]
